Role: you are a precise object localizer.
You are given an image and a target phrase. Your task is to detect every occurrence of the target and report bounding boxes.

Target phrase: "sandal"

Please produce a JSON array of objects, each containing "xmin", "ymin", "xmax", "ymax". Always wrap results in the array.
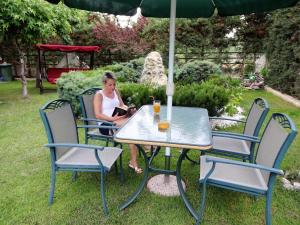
[{"xmin": 128, "ymin": 163, "xmax": 143, "ymax": 174}]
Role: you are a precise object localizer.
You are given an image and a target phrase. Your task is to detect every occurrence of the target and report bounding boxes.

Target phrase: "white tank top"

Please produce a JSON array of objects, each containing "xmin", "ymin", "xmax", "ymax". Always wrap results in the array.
[{"xmin": 98, "ymin": 90, "xmax": 120, "ymax": 116}]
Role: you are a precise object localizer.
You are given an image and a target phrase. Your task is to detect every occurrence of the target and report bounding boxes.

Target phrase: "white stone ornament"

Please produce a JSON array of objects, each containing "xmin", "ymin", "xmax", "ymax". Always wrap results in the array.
[{"xmin": 140, "ymin": 51, "xmax": 167, "ymax": 87}]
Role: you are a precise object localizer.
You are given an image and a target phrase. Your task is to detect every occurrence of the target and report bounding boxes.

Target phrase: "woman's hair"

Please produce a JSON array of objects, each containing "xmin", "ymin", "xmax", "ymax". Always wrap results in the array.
[{"xmin": 102, "ymin": 72, "xmax": 116, "ymax": 84}]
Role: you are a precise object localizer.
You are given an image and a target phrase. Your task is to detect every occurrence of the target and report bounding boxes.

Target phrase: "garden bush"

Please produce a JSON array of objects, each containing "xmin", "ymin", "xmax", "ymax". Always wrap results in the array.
[
  {"xmin": 105, "ymin": 57, "xmax": 145, "ymax": 83},
  {"xmin": 265, "ymin": 3, "xmax": 300, "ymax": 97},
  {"xmin": 56, "ymin": 71, "xmax": 103, "ymax": 113},
  {"xmin": 57, "ymin": 70, "xmax": 241, "ymax": 116},
  {"xmin": 175, "ymin": 60, "xmax": 222, "ymax": 84}
]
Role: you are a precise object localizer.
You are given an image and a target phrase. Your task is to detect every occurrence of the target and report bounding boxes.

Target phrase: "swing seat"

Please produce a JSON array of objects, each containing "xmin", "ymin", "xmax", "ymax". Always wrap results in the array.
[{"xmin": 47, "ymin": 68, "xmax": 88, "ymax": 84}]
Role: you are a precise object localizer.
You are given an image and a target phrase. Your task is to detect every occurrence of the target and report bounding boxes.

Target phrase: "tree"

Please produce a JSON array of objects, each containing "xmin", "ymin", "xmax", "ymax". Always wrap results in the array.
[
  {"xmin": 92, "ymin": 15, "xmax": 150, "ymax": 62},
  {"xmin": 0, "ymin": 0, "xmax": 86, "ymax": 97},
  {"xmin": 265, "ymin": 3, "xmax": 300, "ymax": 97}
]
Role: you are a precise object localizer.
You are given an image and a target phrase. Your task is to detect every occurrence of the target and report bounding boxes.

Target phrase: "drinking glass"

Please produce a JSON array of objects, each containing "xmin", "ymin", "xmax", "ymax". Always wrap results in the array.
[{"xmin": 153, "ymin": 100, "xmax": 161, "ymax": 114}]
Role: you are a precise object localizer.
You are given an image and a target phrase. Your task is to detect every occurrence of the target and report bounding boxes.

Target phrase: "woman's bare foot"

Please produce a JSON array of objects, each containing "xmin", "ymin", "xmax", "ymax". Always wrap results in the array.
[{"xmin": 128, "ymin": 161, "xmax": 143, "ymax": 174}]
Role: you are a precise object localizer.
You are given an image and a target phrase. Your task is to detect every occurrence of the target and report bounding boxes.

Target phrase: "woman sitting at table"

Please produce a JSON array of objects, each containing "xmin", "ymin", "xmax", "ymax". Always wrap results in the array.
[{"xmin": 93, "ymin": 72, "xmax": 142, "ymax": 174}]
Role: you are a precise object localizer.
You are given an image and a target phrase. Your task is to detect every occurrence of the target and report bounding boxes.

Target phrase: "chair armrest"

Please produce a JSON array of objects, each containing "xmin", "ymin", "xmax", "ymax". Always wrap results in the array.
[
  {"xmin": 212, "ymin": 131, "xmax": 260, "ymax": 143},
  {"xmin": 205, "ymin": 156, "xmax": 284, "ymax": 175},
  {"xmin": 44, "ymin": 143, "xmax": 104, "ymax": 151},
  {"xmin": 79, "ymin": 118, "xmax": 115, "ymax": 125},
  {"xmin": 44, "ymin": 143, "xmax": 116, "ymax": 168},
  {"xmin": 77, "ymin": 125, "xmax": 120, "ymax": 130},
  {"xmin": 209, "ymin": 117, "xmax": 246, "ymax": 123}
]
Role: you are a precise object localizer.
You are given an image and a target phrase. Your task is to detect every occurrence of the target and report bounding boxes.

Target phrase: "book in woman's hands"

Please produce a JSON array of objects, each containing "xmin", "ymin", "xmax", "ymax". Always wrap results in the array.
[{"xmin": 112, "ymin": 105, "xmax": 136, "ymax": 117}]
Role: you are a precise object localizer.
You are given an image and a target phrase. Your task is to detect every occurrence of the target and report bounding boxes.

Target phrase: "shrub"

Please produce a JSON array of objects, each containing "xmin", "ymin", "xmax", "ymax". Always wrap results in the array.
[
  {"xmin": 118, "ymin": 83, "xmax": 166, "ymax": 107},
  {"xmin": 120, "ymin": 81, "xmax": 233, "ymax": 116},
  {"xmin": 205, "ymin": 75, "xmax": 243, "ymax": 115},
  {"xmin": 56, "ymin": 71, "xmax": 103, "ymax": 114},
  {"xmin": 243, "ymin": 63, "xmax": 255, "ymax": 76},
  {"xmin": 175, "ymin": 60, "xmax": 222, "ymax": 84},
  {"xmin": 265, "ymin": 3, "xmax": 300, "ymax": 97},
  {"xmin": 57, "ymin": 70, "xmax": 241, "ymax": 116},
  {"xmin": 260, "ymin": 67, "xmax": 268, "ymax": 77},
  {"xmin": 103, "ymin": 57, "xmax": 145, "ymax": 83}
]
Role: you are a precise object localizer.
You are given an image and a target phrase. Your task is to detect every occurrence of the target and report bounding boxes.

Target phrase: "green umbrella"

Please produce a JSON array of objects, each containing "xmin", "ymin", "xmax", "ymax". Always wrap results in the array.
[{"xmin": 47, "ymin": 0, "xmax": 298, "ymax": 17}]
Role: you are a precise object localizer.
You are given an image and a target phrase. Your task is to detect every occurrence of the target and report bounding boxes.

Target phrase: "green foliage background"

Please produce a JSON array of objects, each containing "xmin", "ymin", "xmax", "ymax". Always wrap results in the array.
[
  {"xmin": 265, "ymin": 3, "xmax": 300, "ymax": 98},
  {"xmin": 175, "ymin": 60, "xmax": 222, "ymax": 84}
]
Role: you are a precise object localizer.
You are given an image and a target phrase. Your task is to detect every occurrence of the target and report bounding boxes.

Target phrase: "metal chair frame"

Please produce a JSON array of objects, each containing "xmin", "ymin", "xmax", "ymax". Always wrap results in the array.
[
  {"xmin": 209, "ymin": 98, "xmax": 270, "ymax": 162},
  {"xmin": 196, "ymin": 113, "xmax": 297, "ymax": 225},
  {"xmin": 40, "ymin": 99, "xmax": 124, "ymax": 215},
  {"xmin": 78, "ymin": 87, "xmax": 121, "ymax": 148}
]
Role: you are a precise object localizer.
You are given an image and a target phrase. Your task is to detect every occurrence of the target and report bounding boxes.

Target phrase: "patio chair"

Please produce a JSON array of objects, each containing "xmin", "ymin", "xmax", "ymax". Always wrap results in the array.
[
  {"xmin": 197, "ymin": 113, "xmax": 297, "ymax": 225},
  {"xmin": 209, "ymin": 98, "xmax": 269, "ymax": 162},
  {"xmin": 39, "ymin": 99, "xmax": 123, "ymax": 215},
  {"xmin": 78, "ymin": 87, "xmax": 120, "ymax": 147}
]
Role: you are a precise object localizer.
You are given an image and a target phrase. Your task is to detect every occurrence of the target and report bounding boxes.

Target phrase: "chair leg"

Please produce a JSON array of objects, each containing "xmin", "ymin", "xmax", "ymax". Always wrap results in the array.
[
  {"xmin": 48, "ymin": 168, "xmax": 56, "ymax": 205},
  {"xmin": 85, "ymin": 134, "xmax": 88, "ymax": 144},
  {"xmin": 100, "ymin": 171, "xmax": 109, "ymax": 216},
  {"xmin": 72, "ymin": 171, "xmax": 78, "ymax": 181},
  {"xmin": 197, "ymin": 183, "xmax": 207, "ymax": 225},
  {"xmin": 119, "ymin": 153, "xmax": 124, "ymax": 184},
  {"xmin": 114, "ymin": 162, "xmax": 119, "ymax": 175},
  {"xmin": 266, "ymin": 192, "xmax": 273, "ymax": 225}
]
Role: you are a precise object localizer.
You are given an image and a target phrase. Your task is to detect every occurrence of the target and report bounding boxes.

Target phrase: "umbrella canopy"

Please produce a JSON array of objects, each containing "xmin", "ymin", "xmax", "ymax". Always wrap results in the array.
[{"xmin": 47, "ymin": 0, "xmax": 298, "ymax": 17}]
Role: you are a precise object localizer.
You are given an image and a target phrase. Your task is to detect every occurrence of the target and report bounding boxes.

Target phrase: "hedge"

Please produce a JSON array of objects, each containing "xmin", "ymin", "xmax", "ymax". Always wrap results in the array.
[
  {"xmin": 57, "ymin": 72, "xmax": 241, "ymax": 117},
  {"xmin": 175, "ymin": 60, "xmax": 222, "ymax": 84}
]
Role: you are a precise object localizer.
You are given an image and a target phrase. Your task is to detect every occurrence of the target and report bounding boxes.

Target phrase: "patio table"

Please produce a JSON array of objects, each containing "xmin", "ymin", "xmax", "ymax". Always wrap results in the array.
[{"xmin": 114, "ymin": 105, "xmax": 212, "ymax": 219}]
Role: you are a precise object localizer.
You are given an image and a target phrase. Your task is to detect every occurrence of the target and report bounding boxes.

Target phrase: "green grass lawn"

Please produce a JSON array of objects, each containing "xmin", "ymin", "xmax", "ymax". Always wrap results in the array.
[{"xmin": 0, "ymin": 81, "xmax": 299, "ymax": 225}]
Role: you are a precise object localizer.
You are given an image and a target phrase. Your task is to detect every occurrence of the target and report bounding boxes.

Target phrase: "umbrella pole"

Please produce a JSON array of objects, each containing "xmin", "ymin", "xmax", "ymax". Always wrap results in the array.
[
  {"xmin": 165, "ymin": 0, "xmax": 176, "ymax": 171},
  {"xmin": 148, "ymin": 0, "xmax": 186, "ymax": 198}
]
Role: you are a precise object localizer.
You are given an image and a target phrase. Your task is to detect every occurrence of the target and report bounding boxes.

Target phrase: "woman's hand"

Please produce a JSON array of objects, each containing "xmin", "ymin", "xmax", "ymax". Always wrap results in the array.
[{"xmin": 111, "ymin": 113, "xmax": 126, "ymax": 121}]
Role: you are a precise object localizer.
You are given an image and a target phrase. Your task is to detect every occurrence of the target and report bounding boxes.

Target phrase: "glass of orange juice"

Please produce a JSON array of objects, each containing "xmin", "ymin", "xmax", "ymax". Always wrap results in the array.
[
  {"xmin": 158, "ymin": 120, "xmax": 170, "ymax": 131},
  {"xmin": 153, "ymin": 100, "xmax": 161, "ymax": 114}
]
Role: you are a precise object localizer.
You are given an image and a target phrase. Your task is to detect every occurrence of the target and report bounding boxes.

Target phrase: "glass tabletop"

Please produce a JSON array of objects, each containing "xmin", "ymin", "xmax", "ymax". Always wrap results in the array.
[{"xmin": 114, "ymin": 105, "xmax": 212, "ymax": 150}]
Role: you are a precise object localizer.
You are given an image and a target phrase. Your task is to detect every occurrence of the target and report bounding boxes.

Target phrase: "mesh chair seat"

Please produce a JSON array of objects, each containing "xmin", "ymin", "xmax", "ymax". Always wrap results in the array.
[
  {"xmin": 195, "ymin": 114, "xmax": 297, "ymax": 225},
  {"xmin": 200, "ymin": 156, "xmax": 268, "ymax": 191},
  {"xmin": 56, "ymin": 147, "xmax": 122, "ymax": 171},
  {"xmin": 209, "ymin": 98, "xmax": 269, "ymax": 162},
  {"xmin": 40, "ymin": 99, "xmax": 124, "ymax": 215},
  {"xmin": 212, "ymin": 136, "xmax": 250, "ymax": 155}
]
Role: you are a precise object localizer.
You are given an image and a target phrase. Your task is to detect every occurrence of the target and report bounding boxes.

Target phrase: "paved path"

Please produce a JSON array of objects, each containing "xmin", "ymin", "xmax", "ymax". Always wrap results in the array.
[{"xmin": 265, "ymin": 86, "xmax": 300, "ymax": 108}]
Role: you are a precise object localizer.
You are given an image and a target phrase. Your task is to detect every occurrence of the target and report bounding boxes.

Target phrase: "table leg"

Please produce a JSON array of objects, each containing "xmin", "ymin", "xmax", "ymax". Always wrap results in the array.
[
  {"xmin": 176, "ymin": 149, "xmax": 199, "ymax": 220},
  {"xmin": 119, "ymin": 145, "xmax": 149, "ymax": 210},
  {"xmin": 185, "ymin": 153, "xmax": 200, "ymax": 165}
]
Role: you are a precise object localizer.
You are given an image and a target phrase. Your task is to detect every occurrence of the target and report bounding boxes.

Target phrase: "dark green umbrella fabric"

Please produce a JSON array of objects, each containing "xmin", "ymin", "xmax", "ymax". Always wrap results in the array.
[{"xmin": 47, "ymin": 0, "xmax": 298, "ymax": 17}]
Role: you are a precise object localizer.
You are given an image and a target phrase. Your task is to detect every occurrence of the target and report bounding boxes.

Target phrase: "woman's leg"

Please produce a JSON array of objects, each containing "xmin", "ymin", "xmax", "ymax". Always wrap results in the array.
[
  {"xmin": 114, "ymin": 118, "xmax": 142, "ymax": 173},
  {"xmin": 129, "ymin": 144, "xmax": 142, "ymax": 173}
]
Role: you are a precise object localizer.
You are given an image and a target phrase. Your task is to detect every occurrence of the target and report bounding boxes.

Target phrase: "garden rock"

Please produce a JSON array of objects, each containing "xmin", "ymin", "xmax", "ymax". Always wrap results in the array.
[
  {"xmin": 282, "ymin": 171, "xmax": 300, "ymax": 191},
  {"xmin": 282, "ymin": 177, "xmax": 294, "ymax": 190},
  {"xmin": 294, "ymin": 182, "xmax": 300, "ymax": 191},
  {"xmin": 140, "ymin": 51, "xmax": 167, "ymax": 87},
  {"xmin": 211, "ymin": 107, "xmax": 245, "ymax": 129}
]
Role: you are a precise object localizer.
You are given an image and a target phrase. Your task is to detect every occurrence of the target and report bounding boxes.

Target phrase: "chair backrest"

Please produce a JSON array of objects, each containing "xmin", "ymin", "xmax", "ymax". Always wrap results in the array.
[
  {"xmin": 78, "ymin": 88, "xmax": 101, "ymax": 126},
  {"xmin": 243, "ymin": 98, "xmax": 269, "ymax": 137},
  {"xmin": 40, "ymin": 99, "xmax": 79, "ymax": 160},
  {"xmin": 256, "ymin": 113, "xmax": 297, "ymax": 184}
]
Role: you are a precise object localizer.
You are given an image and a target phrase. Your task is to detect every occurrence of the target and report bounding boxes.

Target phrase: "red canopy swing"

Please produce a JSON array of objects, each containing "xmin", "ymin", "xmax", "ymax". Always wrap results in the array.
[{"xmin": 36, "ymin": 44, "xmax": 101, "ymax": 94}]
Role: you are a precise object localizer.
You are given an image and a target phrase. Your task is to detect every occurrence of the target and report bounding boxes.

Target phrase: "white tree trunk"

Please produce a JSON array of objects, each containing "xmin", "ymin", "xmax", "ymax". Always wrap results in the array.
[{"xmin": 20, "ymin": 53, "xmax": 28, "ymax": 98}]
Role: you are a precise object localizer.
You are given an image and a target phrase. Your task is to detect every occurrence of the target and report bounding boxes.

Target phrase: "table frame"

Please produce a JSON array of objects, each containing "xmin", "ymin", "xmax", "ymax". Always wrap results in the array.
[{"xmin": 115, "ymin": 105, "xmax": 212, "ymax": 220}]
